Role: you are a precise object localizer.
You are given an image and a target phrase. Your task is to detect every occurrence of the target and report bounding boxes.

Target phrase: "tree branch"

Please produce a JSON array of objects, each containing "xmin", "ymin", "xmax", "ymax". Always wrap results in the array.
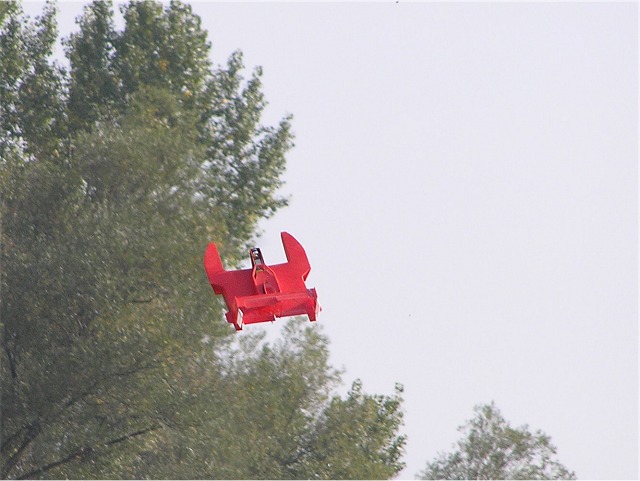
[
  {"xmin": 1, "ymin": 421, "xmax": 41, "ymax": 479},
  {"xmin": 15, "ymin": 424, "xmax": 161, "ymax": 480},
  {"xmin": 2, "ymin": 342, "xmax": 18, "ymax": 380}
]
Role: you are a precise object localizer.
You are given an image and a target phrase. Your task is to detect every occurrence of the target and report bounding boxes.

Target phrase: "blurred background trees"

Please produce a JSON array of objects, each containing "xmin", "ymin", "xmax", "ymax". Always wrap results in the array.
[
  {"xmin": 417, "ymin": 403, "xmax": 576, "ymax": 480},
  {"xmin": 0, "ymin": 1, "xmax": 405, "ymax": 478}
]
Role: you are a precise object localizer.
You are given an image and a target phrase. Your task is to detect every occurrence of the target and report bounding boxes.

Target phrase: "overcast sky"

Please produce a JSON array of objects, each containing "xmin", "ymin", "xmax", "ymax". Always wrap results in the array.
[{"xmin": 26, "ymin": 1, "xmax": 638, "ymax": 479}]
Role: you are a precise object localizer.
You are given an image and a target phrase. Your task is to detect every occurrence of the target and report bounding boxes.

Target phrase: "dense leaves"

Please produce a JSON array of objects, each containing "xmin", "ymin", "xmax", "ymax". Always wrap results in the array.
[
  {"xmin": 417, "ymin": 403, "xmax": 576, "ymax": 480},
  {"xmin": 63, "ymin": 0, "xmax": 291, "ymax": 251},
  {"xmin": 0, "ymin": 0, "xmax": 65, "ymax": 160},
  {"xmin": 138, "ymin": 321, "xmax": 406, "ymax": 480},
  {"xmin": 0, "ymin": 1, "xmax": 405, "ymax": 479}
]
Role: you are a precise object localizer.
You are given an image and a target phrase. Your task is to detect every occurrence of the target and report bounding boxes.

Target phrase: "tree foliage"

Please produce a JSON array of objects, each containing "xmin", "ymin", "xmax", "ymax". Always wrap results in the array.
[
  {"xmin": 133, "ymin": 320, "xmax": 406, "ymax": 480},
  {"xmin": 417, "ymin": 403, "xmax": 576, "ymax": 480},
  {"xmin": 63, "ymin": 0, "xmax": 291, "ymax": 250},
  {"xmin": 0, "ymin": 1, "xmax": 406, "ymax": 479},
  {"xmin": 0, "ymin": 0, "xmax": 65, "ymax": 160}
]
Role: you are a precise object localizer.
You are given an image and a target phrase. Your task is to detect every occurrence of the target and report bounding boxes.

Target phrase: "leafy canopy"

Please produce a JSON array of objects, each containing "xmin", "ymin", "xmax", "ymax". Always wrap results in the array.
[
  {"xmin": 0, "ymin": 2, "xmax": 406, "ymax": 479},
  {"xmin": 417, "ymin": 403, "xmax": 576, "ymax": 480}
]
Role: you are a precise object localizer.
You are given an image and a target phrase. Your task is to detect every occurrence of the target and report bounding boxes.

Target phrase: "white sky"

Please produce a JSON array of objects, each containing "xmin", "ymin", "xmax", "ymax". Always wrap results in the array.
[{"xmin": 25, "ymin": 1, "xmax": 638, "ymax": 479}]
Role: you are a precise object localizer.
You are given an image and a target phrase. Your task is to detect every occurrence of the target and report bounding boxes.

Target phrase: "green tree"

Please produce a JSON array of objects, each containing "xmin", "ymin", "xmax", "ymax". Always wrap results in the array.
[
  {"xmin": 0, "ymin": 3, "xmax": 248, "ymax": 471},
  {"xmin": 127, "ymin": 319, "xmax": 406, "ymax": 480},
  {"xmin": 114, "ymin": 0, "xmax": 211, "ymax": 100},
  {"xmin": 417, "ymin": 403, "xmax": 576, "ymax": 480},
  {"xmin": 300, "ymin": 380, "xmax": 406, "ymax": 479},
  {"xmin": 1, "ymin": 2, "xmax": 406, "ymax": 479},
  {"xmin": 65, "ymin": 0, "xmax": 120, "ymax": 134},
  {"xmin": 0, "ymin": 0, "xmax": 65, "ymax": 160},
  {"xmin": 1, "ymin": 86, "xmax": 227, "ymax": 479},
  {"xmin": 209, "ymin": 320, "xmax": 406, "ymax": 480},
  {"xmin": 65, "ymin": 0, "xmax": 291, "ymax": 253}
]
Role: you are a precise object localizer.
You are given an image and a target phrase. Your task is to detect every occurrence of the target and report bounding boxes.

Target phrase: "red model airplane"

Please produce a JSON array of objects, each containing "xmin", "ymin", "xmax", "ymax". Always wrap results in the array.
[{"xmin": 204, "ymin": 232, "xmax": 320, "ymax": 331}]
